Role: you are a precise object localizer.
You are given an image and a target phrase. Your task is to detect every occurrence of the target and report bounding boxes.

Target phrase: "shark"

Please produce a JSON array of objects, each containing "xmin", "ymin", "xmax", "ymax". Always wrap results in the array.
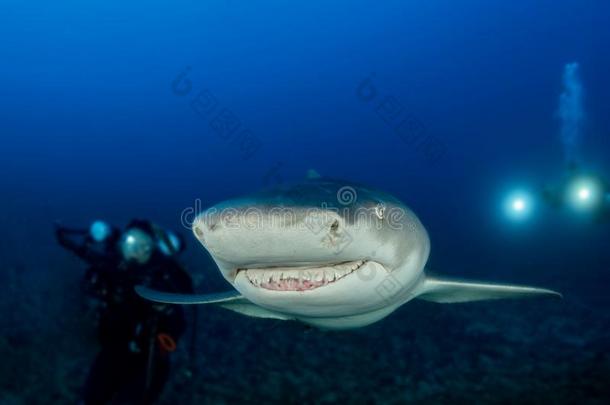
[{"xmin": 137, "ymin": 177, "xmax": 561, "ymax": 330}]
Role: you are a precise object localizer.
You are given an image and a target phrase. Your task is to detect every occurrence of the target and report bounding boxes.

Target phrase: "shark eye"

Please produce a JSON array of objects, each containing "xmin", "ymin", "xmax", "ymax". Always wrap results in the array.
[
  {"xmin": 375, "ymin": 203, "xmax": 385, "ymax": 220},
  {"xmin": 330, "ymin": 219, "xmax": 339, "ymax": 232}
]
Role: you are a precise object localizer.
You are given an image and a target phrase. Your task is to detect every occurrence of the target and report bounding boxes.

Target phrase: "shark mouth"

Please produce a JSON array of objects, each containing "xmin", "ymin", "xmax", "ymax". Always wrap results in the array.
[{"xmin": 238, "ymin": 260, "xmax": 368, "ymax": 292}]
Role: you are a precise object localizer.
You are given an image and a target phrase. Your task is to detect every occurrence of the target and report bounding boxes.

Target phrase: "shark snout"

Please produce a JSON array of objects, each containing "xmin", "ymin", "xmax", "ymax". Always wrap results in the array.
[{"xmin": 192, "ymin": 208, "xmax": 223, "ymax": 247}]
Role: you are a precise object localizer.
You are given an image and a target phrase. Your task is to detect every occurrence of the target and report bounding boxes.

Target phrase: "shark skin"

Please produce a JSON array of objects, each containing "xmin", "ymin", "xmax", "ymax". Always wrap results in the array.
[{"xmin": 137, "ymin": 179, "xmax": 561, "ymax": 330}]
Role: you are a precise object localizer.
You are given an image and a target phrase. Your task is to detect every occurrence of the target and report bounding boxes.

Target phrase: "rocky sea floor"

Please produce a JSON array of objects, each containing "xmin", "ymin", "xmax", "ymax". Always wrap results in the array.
[{"xmin": 1, "ymin": 262, "xmax": 609, "ymax": 404}]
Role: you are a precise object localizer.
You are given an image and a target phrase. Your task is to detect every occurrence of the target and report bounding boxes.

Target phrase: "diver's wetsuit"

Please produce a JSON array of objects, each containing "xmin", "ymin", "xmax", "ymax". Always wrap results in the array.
[
  {"xmin": 56, "ymin": 225, "xmax": 193, "ymax": 404},
  {"xmin": 56, "ymin": 225, "xmax": 122, "ymax": 299}
]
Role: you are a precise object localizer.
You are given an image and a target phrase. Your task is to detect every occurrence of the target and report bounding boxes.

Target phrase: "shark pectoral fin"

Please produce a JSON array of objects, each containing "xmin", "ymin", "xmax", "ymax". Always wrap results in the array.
[
  {"xmin": 135, "ymin": 285, "xmax": 244, "ymax": 304},
  {"xmin": 217, "ymin": 302, "xmax": 293, "ymax": 321},
  {"xmin": 414, "ymin": 277, "xmax": 562, "ymax": 303},
  {"xmin": 135, "ymin": 286, "xmax": 292, "ymax": 321}
]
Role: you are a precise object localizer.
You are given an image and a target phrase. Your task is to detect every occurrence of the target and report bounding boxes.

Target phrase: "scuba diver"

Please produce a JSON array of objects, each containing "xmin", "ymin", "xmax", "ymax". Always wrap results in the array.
[
  {"xmin": 55, "ymin": 219, "xmax": 193, "ymax": 404},
  {"xmin": 543, "ymin": 62, "xmax": 610, "ymax": 222},
  {"xmin": 505, "ymin": 63, "xmax": 610, "ymax": 224}
]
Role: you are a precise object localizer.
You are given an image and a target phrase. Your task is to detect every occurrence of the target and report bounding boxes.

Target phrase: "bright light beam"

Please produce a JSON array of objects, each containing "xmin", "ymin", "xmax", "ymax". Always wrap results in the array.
[
  {"xmin": 568, "ymin": 178, "xmax": 601, "ymax": 210},
  {"xmin": 512, "ymin": 198, "xmax": 526, "ymax": 212},
  {"xmin": 504, "ymin": 190, "xmax": 533, "ymax": 222},
  {"xmin": 577, "ymin": 187, "xmax": 590, "ymax": 201}
]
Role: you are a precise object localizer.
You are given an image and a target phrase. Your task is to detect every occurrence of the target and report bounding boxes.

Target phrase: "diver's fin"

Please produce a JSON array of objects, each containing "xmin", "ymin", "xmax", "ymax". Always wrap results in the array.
[
  {"xmin": 414, "ymin": 276, "xmax": 562, "ymax": 303},
  {"xmin": 135, "ymin": 285, "xmax": 243, "ymax": 304},
  {"xmin": 135, "ymin": 286, "xmax": 292, "ymax": 321}
]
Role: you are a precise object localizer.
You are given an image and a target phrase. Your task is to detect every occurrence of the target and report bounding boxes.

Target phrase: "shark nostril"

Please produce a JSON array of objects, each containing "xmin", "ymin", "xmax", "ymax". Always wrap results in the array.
[{"xmin": 194, "ymin": 226, "xmax": 204, "ymax": 238}]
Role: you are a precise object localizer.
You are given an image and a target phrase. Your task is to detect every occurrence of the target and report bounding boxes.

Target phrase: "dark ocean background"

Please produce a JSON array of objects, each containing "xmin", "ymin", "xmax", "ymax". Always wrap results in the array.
[{"xmin": 1, "ymin": 0, "xmax": 609, "ymax": 403}]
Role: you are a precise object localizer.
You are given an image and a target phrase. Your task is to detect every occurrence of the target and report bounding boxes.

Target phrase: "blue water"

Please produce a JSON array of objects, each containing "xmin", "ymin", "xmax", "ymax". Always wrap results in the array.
[{"xmin": 1, "ymin": 1, "xmax": 609, "ymax": 403}]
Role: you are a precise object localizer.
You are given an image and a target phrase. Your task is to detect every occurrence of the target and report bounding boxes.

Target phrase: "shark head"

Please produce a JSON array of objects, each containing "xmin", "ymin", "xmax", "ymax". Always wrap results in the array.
[{"xmin": 192, "ymin": 179, "xmax": 430, "ymax": 327}]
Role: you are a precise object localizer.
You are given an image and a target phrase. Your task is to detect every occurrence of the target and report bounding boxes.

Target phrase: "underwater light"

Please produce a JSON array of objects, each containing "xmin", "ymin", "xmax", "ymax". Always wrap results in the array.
[
  {"xmin": 503, "ymin": 190, "xmax": 533, "ymax": 221},
  {"xmin": 90, "ymin": 220, "xmax": 111, "ymax": 242},
  {"xmin": 512, "ymin": 198, "xmax": 526, "ymax": 212},
  {"xmin": 158, "ymin": 230, "xmax": 182, "ymax": 256},
  {"xmin": 577, "ymin": 187, "xmax": 590, "ymax": 201},
  {"xmin": 567, "ymin": 177, "xmax": 601, "ymax": 210},
  {"xmin": 120, "ymin": 228, "xmax": 154, "ymax": 264}
]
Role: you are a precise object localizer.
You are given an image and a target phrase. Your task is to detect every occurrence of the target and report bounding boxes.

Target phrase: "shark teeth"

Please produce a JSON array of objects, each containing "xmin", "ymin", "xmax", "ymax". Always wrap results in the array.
[{"xmin": 242, "ymin": 260, "xmax": 366, "ymax": 291}]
